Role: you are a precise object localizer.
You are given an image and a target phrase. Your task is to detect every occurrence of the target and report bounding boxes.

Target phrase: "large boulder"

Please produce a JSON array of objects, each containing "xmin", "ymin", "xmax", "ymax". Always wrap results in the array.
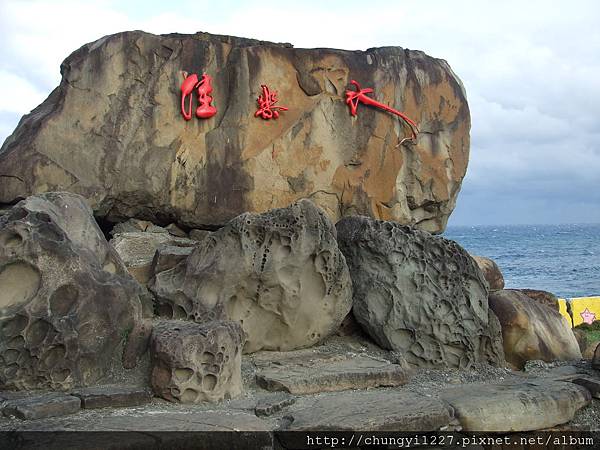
[
  {"xmin": 0, "ymin": 193, "xmax": 142, "ymax": 390},
  {"xmin": 472, "ymin": 255, "xmax": 504, "ymax": 290},
  {"xmin": 150, "ymin": 200, "xmax": 352, "ymax": 353},
  {"xmin": 0, "ymin": 30, "xmax": 470, "ymax": 234},
  {"xmin": 488, "ymin": 289, "xmax": 582, "ymax": 369},
  {"xmin": 336, "ymin": 216, "xmax": 505, "ymax": 368}
]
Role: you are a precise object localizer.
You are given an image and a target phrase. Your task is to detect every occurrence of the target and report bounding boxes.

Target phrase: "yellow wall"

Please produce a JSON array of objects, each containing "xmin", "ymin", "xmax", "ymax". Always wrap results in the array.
[{"xmin": 570, "ymin": 297, "xmax": 600, "ymax": 327}]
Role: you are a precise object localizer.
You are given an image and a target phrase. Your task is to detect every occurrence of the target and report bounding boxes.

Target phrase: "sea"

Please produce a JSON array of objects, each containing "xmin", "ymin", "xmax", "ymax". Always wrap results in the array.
[{"xmin": 443, "ymin": 223, "xmax": 600, "ymax": 299}]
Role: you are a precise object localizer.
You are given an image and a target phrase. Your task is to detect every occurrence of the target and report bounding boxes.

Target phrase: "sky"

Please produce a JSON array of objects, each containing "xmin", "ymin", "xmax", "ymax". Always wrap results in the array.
[{"xmin": 0, "ymin": 0, "xmax": 599, "ymax": 226}]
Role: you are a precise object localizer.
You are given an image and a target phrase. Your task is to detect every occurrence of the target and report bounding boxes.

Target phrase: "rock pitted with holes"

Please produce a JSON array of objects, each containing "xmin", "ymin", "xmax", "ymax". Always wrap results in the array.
[
  {"xmin": 150, "ymin": 199, "xmax": 353, "ymax": 353},
  {"xmin": 0, "ymin": 192, "xmax": 143, "ymax": 390},
  {"xmin": 150, "ymin": 320, "xmax": 244, "ymax": 403},
  {"xmin": 336, "ymin": 215, "xmax": 505, "ymax": 368}
]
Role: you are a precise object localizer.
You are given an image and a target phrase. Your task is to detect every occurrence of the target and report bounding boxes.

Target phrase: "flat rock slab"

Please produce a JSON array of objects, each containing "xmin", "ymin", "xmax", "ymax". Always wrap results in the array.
[
  {"xmin": 440, "ymin": 380, "xmax": 591, "ymax": 431},
  {"xmin": 71, "ymin": 386, "xmax": 151, "ymax": 409},
  {"xmin": 2, "ymin": 410, "xmax": 272, "ymax": 450},
  {"xmin": 2, "ymin": 393, "xmax": 80, "ymax": 420},
  {"xmin": 256, "ymin": 354, "xmax": 410, "ymax": 394},
  {"xmin": 282, "ymin": 389, "xmax": 452, "ymax": 431}
]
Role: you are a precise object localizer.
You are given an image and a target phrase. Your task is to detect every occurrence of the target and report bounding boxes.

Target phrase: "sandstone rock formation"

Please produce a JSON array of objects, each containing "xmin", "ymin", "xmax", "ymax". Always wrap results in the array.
[
  {"xmin": 440, "ymin": 379, "xmax": 590, "ymax": 431},
  {"xmin": 336, "ymin": 215, "xmax": 505, "ymax": 368},
  {"xmin": 0, "ymin": 193, "xmax": 142, "ymax": 390},
  {"xmin": 150, "ymin": 320, "xmax": 244, "ymax": 403},
  {"xmin": 109, "ymin": 231, "xmax": 196, "ymax": 284},
  {"xmin": 281, "ymin": 389, "xmax": 453, "ymax": 431},
  {"xmin": 150, "ymin": 200, "xmax": 353, "ymax": 353},
  {"xmin": 472, "ymin": 255, "xmax": 504, "ymax": 290},
  {"xmin": 489, "ymin": 290, "xmax": 582, "ymax": 369},
  {"xmin": 0, "ymin": 30, "xmax": 471, "ymax": 233}
]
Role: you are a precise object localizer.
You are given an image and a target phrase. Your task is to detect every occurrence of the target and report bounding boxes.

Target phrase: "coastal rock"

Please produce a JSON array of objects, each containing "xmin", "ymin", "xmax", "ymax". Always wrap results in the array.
[
  {"xmin": 71, "ymin": 386, "xmax": 151, "ymax": 409},
  {"xmin": 0, "ymin": 30, "xmax": 470, "ymax": 234},
  {"xmin": 440, "ymin": 380, "xmax": 590, "ymax": 431},
  {"xmin": 150, "ymin": 244, "xmax": 195, "ymax": 276},
  {"xmin": 255, "ymin": 353, "xmax": 410, "ymax": 394},
  {"xmin": 110, "ymin": 218, "xmax": 168, "ymax": 237},
  {"xmin": 488, "ymin": 289, "xmax": 582, "ymax": 369},
  {"xmin": 150, "ymin": 320, "xmax": 244, "ymax": 403},
  {"xmin": 2, "ymin": 392, "xmax": 81, "ymax": 420},
  {"xmin": 520, "ymin": 288, "xmax": 560, "ymax": 311},
  {"xmin": 281, "ymin": 389, "xmax": 452, "ymax": 431},
  {"xmin": 150, "ymin": 200, "xmax": 353, "ymax": 353},
  {"xmin": 593, "ymin": 343, "xmax": 600, "ymax": 370},
  {"xmin": 472, "ymin": 255, "xmax": 504, "ymax": 290},
  {"xmin": 336, "ymin": 215, "xmax": 505, "ymax": 368},
  {"xmin": 109, "ymin": 232, "xmax": 196, "ymax": 284},
  {"xmin": 0, "ymin": 192, "xmax": 142, "ymax": 390}
]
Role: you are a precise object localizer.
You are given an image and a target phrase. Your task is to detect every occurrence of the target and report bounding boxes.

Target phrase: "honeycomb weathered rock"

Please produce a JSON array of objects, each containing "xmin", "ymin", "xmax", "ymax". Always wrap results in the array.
[
  {"xmin": 150, "ymin": 320, "xmax": 244, "ymax": 403},
  {"xmin": 0, "ymin": 192, "xmax": 143, "ymax": 390},
  {"xmin": 336, "ymin": 215, "xmax": 505, "ymax": 368},
  {"xmin": 150, "ymin": 200, "xmax": 353, "ymax": 353}
]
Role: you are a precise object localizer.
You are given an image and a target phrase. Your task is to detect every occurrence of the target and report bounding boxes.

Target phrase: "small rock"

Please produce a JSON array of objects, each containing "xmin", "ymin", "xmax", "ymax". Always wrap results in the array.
[
  {"xmin": 254, "ymin": 392, "xmax": 296, "ymax": 417},
  {"xmin": 165, "ymin": 223, "xmax": 187, "ymax": 238},
  {"xmin": 472, "ymin": 255, "xmax": 504, "ymax": 290},
  {"xmin": 151, "ymin": 244, "xmax": 195, "ymax": 276},
  {"xmin": 110, "ymin": 218, "xmax": 154, "ymax": 236},
  {"xmin": 71, "ymin": 386, "xmax": 151, "ymax": 409},
  {"xmin": 110, "ymin": 232, "xmax": 196, "ymax": 284},
  {"xmin": 150, "ymin": 320, "xmax": 245, "ymax": 403},
  {"xmin": 189, "ymin": 229, "xmax": 211, "ymax": 242},
  {"xmin": 2, "ymin": 393, "xmax": 80, "ymax": 420}
]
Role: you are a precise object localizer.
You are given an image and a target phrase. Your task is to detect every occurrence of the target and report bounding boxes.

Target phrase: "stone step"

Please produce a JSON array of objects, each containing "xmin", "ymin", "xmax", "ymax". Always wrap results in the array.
[
  {"xmin": 440, "ymin": 379, "xmax": 591, "ymax": 431},
  {"xmin": 255, "ymin": 354, "xmax": 410, "ymax": 394},
  {"xmin": 2, "ymin": 393, "xmax": 80, "ymax": 420},
  {"xmin": 280, "ymin": 389, "xmax": 452, "ymax": 431},
  {"xmin": 71, "ymin": 386, "xmax": 152, "ymax": 409}
]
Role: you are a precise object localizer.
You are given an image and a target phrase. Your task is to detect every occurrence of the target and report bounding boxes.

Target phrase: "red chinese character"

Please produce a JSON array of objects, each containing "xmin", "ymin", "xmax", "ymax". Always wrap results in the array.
[
  {"xmin": 345, "ymin": 80, "xmax": 419, "ymax": 144},
  {"xmin": 255, "ymin": 85, "xmax": 288, "ymax": 120},
  {"xmin": 180, "ymin": 72, "xmax": 217, "ymax": 121}
]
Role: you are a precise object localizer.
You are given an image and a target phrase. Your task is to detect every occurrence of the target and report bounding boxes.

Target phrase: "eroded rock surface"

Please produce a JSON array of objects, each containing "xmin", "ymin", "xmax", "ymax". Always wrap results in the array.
[
  {"xmin": 440, "ymin": 380, "xmax": 590, "ymax": 431},
  {"xmin": 489, "ymin": 290, "xmax": 581, "ymax": 369},
  {"xmin": 0, "ymin": 193, "xmax": 142, "ymax": 390},
  {"xmin": 150, "ymin": 320, "xmax": 244, "ymax": 403},
  {"xmin": 336, "ymin": 215, "xmax": 505, "ymax": 368},
  {"xmin": 0, "ymin": 30, "xmax": 471, "ymax": 233},
  {"xmin": 150, "ymin": 200, "xmax": 352, "ymax": 353}
]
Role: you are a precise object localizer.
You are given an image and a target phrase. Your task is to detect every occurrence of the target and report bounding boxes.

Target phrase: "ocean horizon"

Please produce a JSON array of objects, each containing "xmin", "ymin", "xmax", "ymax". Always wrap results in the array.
[{"xmin": 444, "ymin": 223, "xmax": 600, "ymax": 298}]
